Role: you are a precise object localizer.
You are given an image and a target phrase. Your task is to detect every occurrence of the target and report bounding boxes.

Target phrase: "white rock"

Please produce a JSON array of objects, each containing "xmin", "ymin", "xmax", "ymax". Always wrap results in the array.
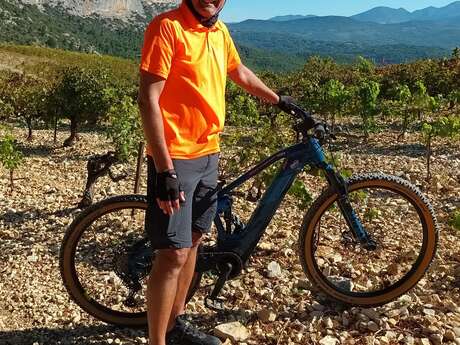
[
  {"xmin": 423, "ymin": 309, "xmax": 435, "ymax": 316},
  {"xmin": 403, "ymin": 336, "xmax": 415, "ymax": 345},
  {"xmin": 319, "ymin": 335, "xmax": 339, "ymax": 345},
  {"xmin": 418, "ymin": 338, "xmax": 431, "ymax": 345},
  {"xmin": 324, "ymin": 317, "xmax": 334, "ymax": 329},
  {"xmin": 27, "ymin": 255, "xmax": 38, "ymax": 262},
  {"xmin": 380, "ymin": 336, "xmax": 390, "ymax": 345},
  {"xmin": 398, "ymin": 294, "xmax": 412, "ymax": 304},
  {"xmin": 267, "ymin": 261, "xmax": 282, "ymax": 278},
  {"xmin": 214, "ymin": 322, "xmax": 250, "ymax": 342},
  {"xmin": 385, "ymin": 331, "xmax": 397, "ymax": 340}
]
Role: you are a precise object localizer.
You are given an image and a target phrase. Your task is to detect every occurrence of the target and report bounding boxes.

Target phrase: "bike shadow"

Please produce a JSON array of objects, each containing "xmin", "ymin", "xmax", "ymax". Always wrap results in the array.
[{"xmin": 0, "ymin": 324, "xmax": 147, "ymax": 345}]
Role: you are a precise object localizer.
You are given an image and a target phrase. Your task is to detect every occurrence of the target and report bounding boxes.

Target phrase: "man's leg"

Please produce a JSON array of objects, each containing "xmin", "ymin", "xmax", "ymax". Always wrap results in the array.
[
  {"xmin": 169, "ymin": 231, "xmax": 203, "ymax": 323},
  {"xmin": 147, "ymin": 248, "xmax": 190, "ymax": 345}
]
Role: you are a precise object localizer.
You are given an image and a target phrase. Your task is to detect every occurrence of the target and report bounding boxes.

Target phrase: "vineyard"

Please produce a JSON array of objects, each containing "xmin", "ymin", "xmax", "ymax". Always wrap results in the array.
[{"xmin": 0, "ymin": 44, "xmax": 460, "ymax": 344}]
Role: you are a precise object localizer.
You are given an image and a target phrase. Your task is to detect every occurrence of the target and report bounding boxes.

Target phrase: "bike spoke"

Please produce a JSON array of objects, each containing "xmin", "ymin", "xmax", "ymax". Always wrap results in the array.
[
  {"xmin": 313, "ymin": 186, "xmax": 424, "ymax": 295},
  {"xmin": 73, "ymin": 208, "xmax": 148, "ymax": 313}
]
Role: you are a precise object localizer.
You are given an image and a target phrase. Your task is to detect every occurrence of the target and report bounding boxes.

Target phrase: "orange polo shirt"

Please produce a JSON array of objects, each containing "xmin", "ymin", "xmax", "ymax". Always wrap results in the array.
[{"xmin": 140, "ymin": 2, "xmax": 241, "ymax": 159}]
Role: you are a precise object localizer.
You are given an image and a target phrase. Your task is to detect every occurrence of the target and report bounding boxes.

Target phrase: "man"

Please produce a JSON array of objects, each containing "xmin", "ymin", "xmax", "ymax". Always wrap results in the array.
[{"xmin": 138, "ymin": 0, "xmax": 294, "ymax": 344}]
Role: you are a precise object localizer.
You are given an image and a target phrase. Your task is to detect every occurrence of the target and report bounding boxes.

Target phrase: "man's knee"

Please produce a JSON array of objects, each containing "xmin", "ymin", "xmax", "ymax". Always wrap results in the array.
[
  {"xmin": 192, "ymin": 231, "xmax": 203, "ymax": 248},
  {"xmin": 156, "ymin": 248, "xmax": 190, "ymax": 271}
]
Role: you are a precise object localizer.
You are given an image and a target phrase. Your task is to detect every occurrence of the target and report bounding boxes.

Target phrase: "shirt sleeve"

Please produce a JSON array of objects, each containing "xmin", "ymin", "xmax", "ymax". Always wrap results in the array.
[
  {"xmin": 140, "ymin": 18, "xmax": 175, "ymax": 79},
  {"xmin": 226, "ymin": 31, "xmax": 242, "ymax": 73}
]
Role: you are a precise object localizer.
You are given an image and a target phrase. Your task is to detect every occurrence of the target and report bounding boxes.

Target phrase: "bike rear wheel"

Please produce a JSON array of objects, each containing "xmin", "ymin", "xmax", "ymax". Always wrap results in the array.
[
  {"xmin": 59, "ymin": 195, "xmax": 202, "ymax": 328},
  {"xmin": 299, "ymin": 173, "xmax": 438, "ymax": 307}
]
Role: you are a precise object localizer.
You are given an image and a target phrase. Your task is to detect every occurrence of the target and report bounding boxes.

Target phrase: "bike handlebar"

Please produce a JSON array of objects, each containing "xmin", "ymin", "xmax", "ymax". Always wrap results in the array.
[{"xmin": 283, "ymin": 102, "xmax": 328, "ymax": 141}]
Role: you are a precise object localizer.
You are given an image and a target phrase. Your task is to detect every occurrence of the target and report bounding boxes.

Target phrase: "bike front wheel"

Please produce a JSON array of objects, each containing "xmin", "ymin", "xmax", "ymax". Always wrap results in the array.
[
  {"xmin": 299, "ymin": 173, "xmax": 438, "ymax": 307},
  {"xmin": 60, "ymin": 195, "xmax": 202, "ymax": 328}
]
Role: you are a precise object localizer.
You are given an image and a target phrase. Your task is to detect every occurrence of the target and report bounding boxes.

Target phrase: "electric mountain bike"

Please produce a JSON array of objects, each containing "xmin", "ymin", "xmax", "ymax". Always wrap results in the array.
[{"xmin": 60, "ymin": 104, "xmax": 438, "ymax": 328}]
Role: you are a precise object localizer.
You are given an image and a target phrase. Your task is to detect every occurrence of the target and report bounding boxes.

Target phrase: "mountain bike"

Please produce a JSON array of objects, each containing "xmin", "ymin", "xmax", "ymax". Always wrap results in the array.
[{"xmin": 60, "ymin": 104, "xmax": 438, "ymax": 328}]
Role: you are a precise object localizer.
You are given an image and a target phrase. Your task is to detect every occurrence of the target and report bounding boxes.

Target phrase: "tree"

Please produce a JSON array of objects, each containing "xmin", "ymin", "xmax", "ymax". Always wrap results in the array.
[
  {"xmin": 105, "ymin": 93, "xmax": 143, "ymax": 162},
  {"xmin": 0, "ymin": 98, "xmax": 14, "ymax": 122},
  {"xmin": 395, "ymin": 81, "xmax": 436, "ymax": 140},
  {"xmin": 422, "ymin": 115, "xmax": 460, "ymax": 181},
  {"xmin": 0, "ymin": 126, "xmax": 23, "ymax": 192},
  {"xmin": 395, "ymin": 84, "xmax": 412, "ymax": 140},
  {"xmin": 78, "ymin": 92, "xmax": 143, "ymax": 208},
  {"xmin": 0, "ymin": 72, "xmax": 48, "ymax": 140},
  {"xmin": 52, "ymin": 66, "xmax": 114, "ymax": 146},
  {"xmin": 321, "ymin": 79, "xmax": 351, "ymax": 130},
  {"xmin": 226, "ymin": 80, "xmax": 260, "ymax": 127},
  {"xmin": 452, "ymin": 47, "xmax": 460, "ymax": 60},
  {"xmin": 355, "ymin": 80, "xmax": 380, "ymax": 139},
  {"xmin": 355, "ymin": 56, "xmax": 375, "ymax": 76},
  {"xmin": 46, "ymin": 36, "xmax": 58, "ymax": 48}
]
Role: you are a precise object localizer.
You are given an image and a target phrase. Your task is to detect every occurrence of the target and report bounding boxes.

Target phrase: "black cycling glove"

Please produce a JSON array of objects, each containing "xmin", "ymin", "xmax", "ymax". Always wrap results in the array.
[
  {"xmin": 277, "ymin": 95, "xmax": 297, "ymax": 114},
  {"xmin": 155, "ymin": 170, "xmax": 181, "ymax": 201}
]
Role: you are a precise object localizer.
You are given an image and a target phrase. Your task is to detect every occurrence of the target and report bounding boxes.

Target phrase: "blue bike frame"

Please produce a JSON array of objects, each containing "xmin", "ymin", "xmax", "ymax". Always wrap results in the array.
[{"xmin": 213, "ymin": 136, "xmax": 371, "ymax": 264}]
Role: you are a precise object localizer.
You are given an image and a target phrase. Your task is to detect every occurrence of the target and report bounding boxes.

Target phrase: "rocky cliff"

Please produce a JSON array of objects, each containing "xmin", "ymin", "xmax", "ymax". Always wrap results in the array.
[{"xmin": 18, "ymin": 0, "xmax": 180, "ymax": 20}]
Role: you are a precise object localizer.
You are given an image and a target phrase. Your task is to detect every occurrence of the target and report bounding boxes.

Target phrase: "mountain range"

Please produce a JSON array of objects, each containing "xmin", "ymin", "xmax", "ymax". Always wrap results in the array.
[
  {"xmin": 350, "ymin": 1, "xmax": 460, "ymax": 24},
  {"xmin": 228, "ymin": 15, "xmax": 460, "ymax": 49},
  {"xmin": 1, "ymin": 0, "xmax": 460, "ymax": 72},
  {"xmin": 266, "ymin": 1, "xmax": 460, "ymax": 24},
  {"xmin": 227, "ymin": 1, "xmax": 460, "ymax": 63}
]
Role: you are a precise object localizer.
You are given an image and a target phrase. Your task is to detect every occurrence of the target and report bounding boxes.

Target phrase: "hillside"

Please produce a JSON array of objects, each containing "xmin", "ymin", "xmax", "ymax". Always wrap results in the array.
[
  {"xmin": 411, "ymin": 1, "xmax": 460, "ymax": 21},
  {"xmin": 16, "ymin": 0, "xmax": 179, "ymax": 21},
  {"xmin": 351, "ymin": 7, "xmax": 412, "ymax": 24},
  {"xmin": 228, "ymin": 16, "xmax": 460, "ymax": 49},
  {"xmin": 231, "ymin": 31, "xmax": 450, "ymax": 65},
  {"xmin": 351, "ymin": 1, "xmax": 460, "ymax": 23},
  {"xmin": 0, "ymin": 0, "xmax": 458, "ymax": 72},
  {"xmin": 0, "ymin": 0, "xmax": 144, "ymax": 59}
]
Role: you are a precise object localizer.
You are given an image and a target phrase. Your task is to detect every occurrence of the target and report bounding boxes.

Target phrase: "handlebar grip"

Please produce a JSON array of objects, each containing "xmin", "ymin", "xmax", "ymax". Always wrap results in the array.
[{"xmin": 278, "ymin": 98, "xmax": 328, "ymax": 136}]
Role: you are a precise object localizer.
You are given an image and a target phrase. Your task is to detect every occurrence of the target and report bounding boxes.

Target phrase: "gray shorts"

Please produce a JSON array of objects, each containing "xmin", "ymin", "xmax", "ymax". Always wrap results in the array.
[{"xmin": 145, "ymin": 154, "xmax": 219, "ymax": 249}]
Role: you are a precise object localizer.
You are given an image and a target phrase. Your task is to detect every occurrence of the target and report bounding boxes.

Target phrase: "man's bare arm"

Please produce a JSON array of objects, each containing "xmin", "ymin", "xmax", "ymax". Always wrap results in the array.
[
  {"xmin": 138, "ymin": 70, "xmax": 183, "ymax": 215},
  {"xmin": 228, "ymin": 64, "xmax": 279, "ymax": 104},
  {"xmin": 138, "ymin": 70, "xmax": 173, "ymax": 173}
]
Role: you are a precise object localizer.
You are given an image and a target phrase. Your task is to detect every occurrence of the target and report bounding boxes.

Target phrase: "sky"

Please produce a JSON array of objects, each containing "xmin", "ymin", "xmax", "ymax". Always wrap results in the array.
[{"xmin": 220, "ymin": 0, "xmax": 457, "ymax": 22}]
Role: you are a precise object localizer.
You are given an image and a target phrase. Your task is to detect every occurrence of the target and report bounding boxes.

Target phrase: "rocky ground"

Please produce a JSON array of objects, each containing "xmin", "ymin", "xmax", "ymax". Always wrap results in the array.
[{"xmin": 0, "ymin": 127, "xmax": 459, "ymax": 345}]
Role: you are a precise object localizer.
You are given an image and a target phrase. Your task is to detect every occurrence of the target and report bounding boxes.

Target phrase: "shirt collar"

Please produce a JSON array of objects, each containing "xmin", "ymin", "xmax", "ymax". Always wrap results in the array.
[{"xmin": 180, "ymin": 1, "xmax": 221, "ymax": 32}]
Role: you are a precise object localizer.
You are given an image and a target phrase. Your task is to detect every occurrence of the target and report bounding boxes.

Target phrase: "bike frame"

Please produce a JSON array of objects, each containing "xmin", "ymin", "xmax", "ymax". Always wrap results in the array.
[{"xmin": 212, "ymin": 136, "xmax": 356, "ymax": 264}]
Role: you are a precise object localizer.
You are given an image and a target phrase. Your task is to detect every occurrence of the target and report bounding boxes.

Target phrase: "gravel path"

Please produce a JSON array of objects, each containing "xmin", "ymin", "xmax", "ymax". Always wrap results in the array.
[{"xmin": 0, "ymin": 128, "xmax": 459, "ymax": 345}]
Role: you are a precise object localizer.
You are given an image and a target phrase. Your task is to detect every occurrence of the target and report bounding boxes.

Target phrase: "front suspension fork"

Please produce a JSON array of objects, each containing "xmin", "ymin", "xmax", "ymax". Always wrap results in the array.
[{"xmin": 324, "ymin": 166, "xmax": 377, "ymax": 250}]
